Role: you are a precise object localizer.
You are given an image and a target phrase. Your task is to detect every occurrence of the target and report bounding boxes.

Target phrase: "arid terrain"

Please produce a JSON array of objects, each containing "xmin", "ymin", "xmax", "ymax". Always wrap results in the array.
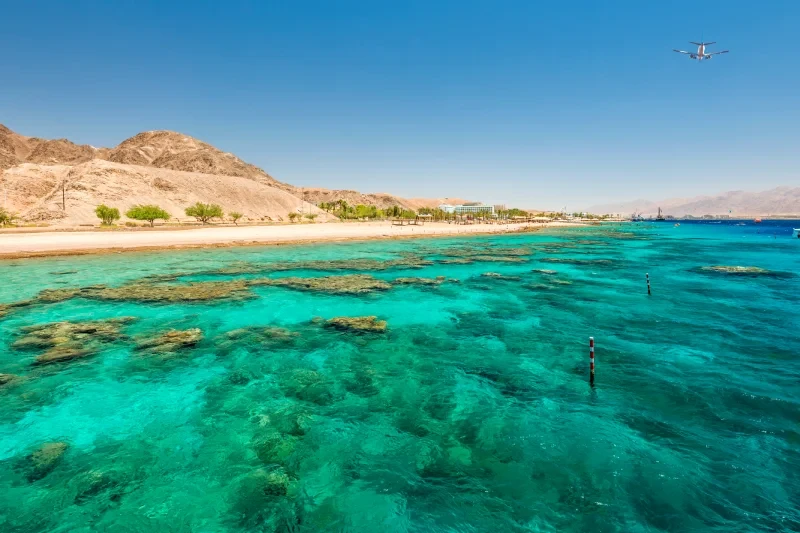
[{"xmin": 0, "ymin": 125, "xmax": 461, "ymax": 226}]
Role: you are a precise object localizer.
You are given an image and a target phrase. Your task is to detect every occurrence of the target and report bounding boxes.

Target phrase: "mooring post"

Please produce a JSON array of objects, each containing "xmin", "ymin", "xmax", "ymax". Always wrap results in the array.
[
  {"xmin": 589, "ymin": 337, "xmax": 595, "ymax": 387},
  {"xmin": 646, "ymin": 273, "xmax": 651, "ymax": 295}
]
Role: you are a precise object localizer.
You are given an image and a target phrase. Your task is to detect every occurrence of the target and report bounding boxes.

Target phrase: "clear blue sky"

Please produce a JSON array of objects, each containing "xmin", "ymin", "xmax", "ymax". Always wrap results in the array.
[{"xmin": 2, "ymin": 1, "xmax": 798, "ymax": 209}]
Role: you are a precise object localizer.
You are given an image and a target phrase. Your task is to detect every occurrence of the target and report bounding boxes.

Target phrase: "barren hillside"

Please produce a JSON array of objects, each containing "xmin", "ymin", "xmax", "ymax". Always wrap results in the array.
[
  {"xmin": 0, "ymin": 124, "xmax": 466, "ymax": 226},
  {"xmin": 3, "ymin": 160, "xmax": 332, "ymax": 226}
]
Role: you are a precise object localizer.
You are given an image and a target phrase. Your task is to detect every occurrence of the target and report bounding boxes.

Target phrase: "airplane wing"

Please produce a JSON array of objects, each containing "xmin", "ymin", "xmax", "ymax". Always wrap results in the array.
[
  {"xmin": 673, "ymin": 49, "xmax": 692, "ymax": 55},
  {"xmin": 707, "ymin": 50, "xmax": 729, "ymax": 56}
]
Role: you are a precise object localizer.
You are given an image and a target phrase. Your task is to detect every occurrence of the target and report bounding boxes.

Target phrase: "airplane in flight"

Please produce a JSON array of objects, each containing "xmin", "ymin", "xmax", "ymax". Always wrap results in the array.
[{"xmin": 673, "ymin": 42, "xmax": 729, "ymax": 61}]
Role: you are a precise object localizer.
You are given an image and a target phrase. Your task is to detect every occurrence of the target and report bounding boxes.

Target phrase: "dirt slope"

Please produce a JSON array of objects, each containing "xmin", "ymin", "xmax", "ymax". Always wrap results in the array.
[{"xmin": 3, "ymin": 160, "xmax": 332, "ymax": 226}]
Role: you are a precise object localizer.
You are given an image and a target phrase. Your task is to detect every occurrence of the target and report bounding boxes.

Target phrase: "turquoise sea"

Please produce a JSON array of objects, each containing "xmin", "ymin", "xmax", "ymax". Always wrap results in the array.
[{"xmin": 1, "ymin": 221, "xmax": 798, "ymax": 532}]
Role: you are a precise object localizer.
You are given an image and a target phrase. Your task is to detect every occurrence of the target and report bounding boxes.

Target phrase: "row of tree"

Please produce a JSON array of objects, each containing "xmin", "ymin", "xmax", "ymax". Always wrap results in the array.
[
  {"xmin": 316, "ymin": 202, "xmax": 562, "ymax": 221},
  {"xmin": 95, "ymin": 203, "xmax": 323, "ymax": 226},
  {"xmin": 287, "ymin": 213, "xmax": 318, "ymax": 222},
  {"xmin": 95, "ymin": 203, "xmax": 245, "ymax": 227},
  {"xmin": 318, "ymin": 201, "xmax": 419, "ymax": 220}
]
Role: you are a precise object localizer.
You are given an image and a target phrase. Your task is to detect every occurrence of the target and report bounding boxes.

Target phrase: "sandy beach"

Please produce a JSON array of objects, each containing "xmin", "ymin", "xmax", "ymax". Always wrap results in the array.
[{"xmin": 0, "ymin": 221, "xmax": 587, "ymax": 259}]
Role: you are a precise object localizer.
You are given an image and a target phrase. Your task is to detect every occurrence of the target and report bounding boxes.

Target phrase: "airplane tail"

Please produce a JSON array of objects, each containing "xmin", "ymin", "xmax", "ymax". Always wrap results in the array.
[{"xmin": 690, "ymin": 41, "xmax": 716, "ymax": 46}]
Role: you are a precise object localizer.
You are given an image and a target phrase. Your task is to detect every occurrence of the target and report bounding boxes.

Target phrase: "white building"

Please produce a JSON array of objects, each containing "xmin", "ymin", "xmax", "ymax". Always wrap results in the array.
[{"xmin": 438, "ymin": 204, "xmax": 495, "ymax": 215}]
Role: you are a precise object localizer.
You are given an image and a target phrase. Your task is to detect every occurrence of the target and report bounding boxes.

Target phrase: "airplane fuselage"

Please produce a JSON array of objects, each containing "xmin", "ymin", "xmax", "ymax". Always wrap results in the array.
[{"xmin": 674, "ymin": 41, "xmax": 727, "ymax": 61}]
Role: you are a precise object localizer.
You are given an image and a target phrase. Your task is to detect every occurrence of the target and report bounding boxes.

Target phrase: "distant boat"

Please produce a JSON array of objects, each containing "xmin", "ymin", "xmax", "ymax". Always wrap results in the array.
[
  {"xmin": 793, "ymin": 228, "xmax": 800, "ymax": 239},
  {"xmin": 655, "ymin": 207, "xmax": 666, "ymax": 221},
  {"xmin": 754, "ymin": 218, "xmax": 762, "ymax": 223}
]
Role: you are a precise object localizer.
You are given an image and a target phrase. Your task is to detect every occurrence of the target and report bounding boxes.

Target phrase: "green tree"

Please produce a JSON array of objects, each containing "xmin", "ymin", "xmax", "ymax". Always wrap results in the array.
[
  {"xmin": 304, "ymin": 213, "xmax": 318, "ymax": 221},
  {"xmin": 0, "ymin": 208, "xmax": 17, "ymax": 226},
  {"xmin": 95, "ymin": 204, "xmax": 120, "ymax": 225},
  {"xmin": 126, "ymin": 204, "xmax": 170, "ymax": 227},
  {"xmin": 185, "ymin": 202, "xmax": 223, "ymax": 224},
  {"xmin": 287, "ymin": 212, "xmax": 300, "ymax": 223},
  {"xmin": 229, "ymin": 212, "xmax": 243, "ymax": 225}
]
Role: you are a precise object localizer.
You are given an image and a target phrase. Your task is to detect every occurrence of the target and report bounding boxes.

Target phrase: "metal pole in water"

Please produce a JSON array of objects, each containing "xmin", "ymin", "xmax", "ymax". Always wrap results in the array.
[
  {"xmin": 589, "ymin": 337, "xmax": 595, "ymax": 387},
  {"xmin": 646, "ymin": 273, "xmax": 651, "ymax": 295}
]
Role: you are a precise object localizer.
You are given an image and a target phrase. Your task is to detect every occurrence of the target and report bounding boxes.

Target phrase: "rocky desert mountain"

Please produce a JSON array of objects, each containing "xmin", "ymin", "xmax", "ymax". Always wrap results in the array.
[{"xmin": 0, "ymin": 124, "xmax": 452, "ymax": 226}]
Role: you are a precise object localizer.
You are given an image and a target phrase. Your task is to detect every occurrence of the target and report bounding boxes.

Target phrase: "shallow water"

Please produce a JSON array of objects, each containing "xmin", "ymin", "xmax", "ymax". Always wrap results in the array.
[{"xmin": 1, "ymin": 221, "xmax": 798, "ymax": 532}]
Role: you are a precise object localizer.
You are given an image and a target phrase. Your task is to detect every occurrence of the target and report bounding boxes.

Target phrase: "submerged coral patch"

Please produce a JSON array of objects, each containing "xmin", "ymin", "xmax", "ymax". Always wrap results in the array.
[
  {"xmin": 481, "ymin": 272, "xmax": 521, "ymax": 281},
  {"xmin": 393, "ymin": 276, "xmax": 452, "ymax": 286},
  {"xmin": 205, "ymin": 255, "xmax": 434, "ymax": 276},
  {"xmin": 12, "ymin": 318, "xmax": 135, "ymax": 366},
  {"xmin": 93, "ymin": 281, "xmax": 253, "ymax": 303},
  {"xmin": 251, "ymin": 274, "xmax": 392, "ymax": 294},
  {"xmin": 324, "ymin": 316, "xmax": 387, "ymax": 333},
  {"xmin": 134, "ymin": 328, "xmax": 203, "ymax": 355},
  {"xmin": 541, "ymin": 258, "xmax": 614, "ymax": 266},
  {"xmin": 698, "ymin": 265, "xmax": 771, "ymax": 275},
  {"xmin": 23, "ymin": 442, "xmax": 69, "ymax": 482},
  {"xmin": 0, "ymin": 373, "xmax": 19, "ymax": 387}
]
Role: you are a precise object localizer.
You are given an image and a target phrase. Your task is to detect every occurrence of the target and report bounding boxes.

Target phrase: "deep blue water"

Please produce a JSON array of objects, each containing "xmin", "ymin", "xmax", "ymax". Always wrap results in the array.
[{"xmin": 0, "ymin": 222, "xmax": 798, "ymax": 532}]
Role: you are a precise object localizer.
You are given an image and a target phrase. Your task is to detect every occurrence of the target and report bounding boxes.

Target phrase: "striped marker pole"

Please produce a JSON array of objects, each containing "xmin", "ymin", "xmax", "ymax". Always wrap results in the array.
[
  {"xmin": 589, "ymin": 337, "xmax": 595, "ymax": 387},
  {"xmin": 646, "ymin": 273, "xmax": 651, "ymax": 295}
]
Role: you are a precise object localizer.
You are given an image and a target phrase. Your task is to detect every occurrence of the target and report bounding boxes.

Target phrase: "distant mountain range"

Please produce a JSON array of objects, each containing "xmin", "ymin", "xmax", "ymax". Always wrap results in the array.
[{"xmin": 587, "ymin": 187, "xmax": 800, "ymax": 218}]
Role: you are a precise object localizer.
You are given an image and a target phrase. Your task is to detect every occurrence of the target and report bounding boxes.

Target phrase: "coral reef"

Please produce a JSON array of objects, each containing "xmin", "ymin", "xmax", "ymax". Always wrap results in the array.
[
  {"xmin": 699, "ymin": 265, "xmax": 771, "ymax": 275},
  {"xmin": 25, "ymin": 442, "xmax": 69, "ymax": 482},
  {"xmin": 134, "ymin": 328, "xmax": 203, "ymax": 355},
  {"xmin": 13, "ymin": 318, "xmax": 135, "ymax": 366},
  {"xmin": 541, "ymin": 258, "xmax": 614, "ymax": 266},
  {"xmin": 226, "ymin": 326, "xmax": 298, "ymax": 344},
  {"xmin": 481, "ymin": 272, "xmax": 521, "ymax": 281},
  {"xmin": 324, "ymin": 316, "xmax": 387, "ymax": 333},
  {"xmin": 205, "ymin": 255, "xmax": 433, "ymax": 276},
  {"xmin": 92, "ymin": 281, "xmax": 253, "ymax": 303},
  {"xmin": 279, "ymin": 368, "xmax": 334, "ymax": 404},
  {"xmin": 0, "ymin": 373, "xmax": 18, "ymax": 386},
  {"xmin": 35, "ymin": 346, "xmax": 92, "ymax": 365},
  {"xmin": 251, "ymin": 274, "xmax": 391, "ymax": 294},
  {"xmin": 393, "ymin": 276, "xmax": 452, "ymax": 286},
  {"xmin": 442, "ymin": 246, "xmax": 532, "ymax": 258}
]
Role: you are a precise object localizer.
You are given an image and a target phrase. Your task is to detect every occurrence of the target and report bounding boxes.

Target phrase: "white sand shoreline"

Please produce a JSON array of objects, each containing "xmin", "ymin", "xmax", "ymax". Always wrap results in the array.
[{"xmin": 0, "ymin": 221, "xmax": 593, "ymax": 260}]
